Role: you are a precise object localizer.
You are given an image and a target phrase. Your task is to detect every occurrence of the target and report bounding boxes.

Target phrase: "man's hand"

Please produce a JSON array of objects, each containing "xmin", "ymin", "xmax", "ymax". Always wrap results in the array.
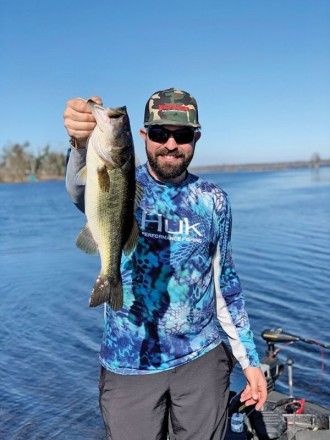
[
  {"xmin": 63, "ymin": 96, "xmax": 103, "ymax": 147},
  {"xmin": 240, "ymin": 366, "xmax": 267, "ymax": 411}
]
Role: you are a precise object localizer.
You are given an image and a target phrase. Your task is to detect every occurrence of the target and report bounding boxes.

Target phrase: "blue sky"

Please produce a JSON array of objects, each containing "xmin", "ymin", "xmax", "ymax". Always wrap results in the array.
[{"xmin": 1, "ymin": 0, "xmax": 329, "ymax": 166}]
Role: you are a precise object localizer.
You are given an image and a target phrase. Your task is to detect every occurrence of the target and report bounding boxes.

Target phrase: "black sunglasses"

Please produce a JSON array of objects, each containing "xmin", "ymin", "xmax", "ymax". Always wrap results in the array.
[{"xmin": 147, "ymin": 126, "xmax": 196, "ymax": 144}]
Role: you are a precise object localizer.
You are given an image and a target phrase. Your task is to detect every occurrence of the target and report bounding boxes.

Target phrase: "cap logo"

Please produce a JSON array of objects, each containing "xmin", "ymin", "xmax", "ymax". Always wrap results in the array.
[{"xmin": 158, "ymin": 104, "xmax": 189, "ymax": 112}]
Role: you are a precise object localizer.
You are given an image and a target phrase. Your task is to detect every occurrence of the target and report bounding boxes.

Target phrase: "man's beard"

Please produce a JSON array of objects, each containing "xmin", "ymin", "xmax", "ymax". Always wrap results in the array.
[{"xmin": 146, "ymin": 146, "xmax": 194, "ymax": 180}]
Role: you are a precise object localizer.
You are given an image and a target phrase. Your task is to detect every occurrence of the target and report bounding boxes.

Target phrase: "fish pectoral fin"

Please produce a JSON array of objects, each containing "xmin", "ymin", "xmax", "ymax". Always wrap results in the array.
[
  {"xmin": 76, "ymin": 224, "xmax": 98, "ymax": 254},
  {"xmin": 97, "ymin": 166, "xmax": 110, "ymax": 192},
  {"xmin": 134, "ymin": 182, "xmax": 144, "ymax": 210},
  {"xmin": 123, "ymin": 218, "xmax": 139, "ymax": 256},
  {"xmin": 75, "ymin": 166, "xmax": 87, "ymax": 186}
]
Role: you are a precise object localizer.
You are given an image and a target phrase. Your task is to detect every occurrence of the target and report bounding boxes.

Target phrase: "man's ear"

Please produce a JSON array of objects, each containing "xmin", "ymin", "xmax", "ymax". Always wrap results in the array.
[
  {"xmin": 195, "ymin": 131, "xmax": 201, "ymax": 142},
  {"xmin": 140, "ymin": 128, "xmax": 147, "ymax": 141}
]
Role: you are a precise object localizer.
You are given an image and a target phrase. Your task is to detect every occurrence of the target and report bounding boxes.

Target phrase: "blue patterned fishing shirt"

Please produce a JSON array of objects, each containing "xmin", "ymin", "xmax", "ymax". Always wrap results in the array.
[{"xmin": 99, "ymin": 163, "xmax": 260, "ymax": 374}]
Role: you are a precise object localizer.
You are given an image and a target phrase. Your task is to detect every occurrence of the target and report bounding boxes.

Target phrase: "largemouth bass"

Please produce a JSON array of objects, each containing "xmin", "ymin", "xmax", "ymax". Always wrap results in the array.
[{"xmin": 75, "ymin": 100, "xmax": 141, "ymax": 310}]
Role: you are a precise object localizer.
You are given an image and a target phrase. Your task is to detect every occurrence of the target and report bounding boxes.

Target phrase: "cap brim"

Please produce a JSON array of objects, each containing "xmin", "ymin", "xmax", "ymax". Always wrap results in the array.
[{"xmin": 144, "ymin": 120, "xmax": 201, "ymax": 128}]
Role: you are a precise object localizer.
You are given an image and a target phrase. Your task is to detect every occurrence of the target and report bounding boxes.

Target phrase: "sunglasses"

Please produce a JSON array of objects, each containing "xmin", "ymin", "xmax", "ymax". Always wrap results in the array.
[{"xmin": 147, "ymin": 126, "xmax": 196, "ymax": 144}]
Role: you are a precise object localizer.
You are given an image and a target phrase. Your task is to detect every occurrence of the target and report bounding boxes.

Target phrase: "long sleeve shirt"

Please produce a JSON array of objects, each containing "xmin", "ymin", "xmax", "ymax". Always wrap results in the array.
[{"xmin": 66, "ymin": 148, "xmax": 260, "ymax": 374}]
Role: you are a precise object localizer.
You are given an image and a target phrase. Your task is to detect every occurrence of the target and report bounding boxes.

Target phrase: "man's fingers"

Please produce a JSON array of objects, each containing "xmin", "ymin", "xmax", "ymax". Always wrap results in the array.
[
  {"xmin": 65, "ymin": 108, "xmax": 96, "ymax": 123},
  {"xmin": 65, "ymin": 121, "xmax": 96, "ymax": 131},
  {"xmin": 64, "ymin": 115, "xmax": 96, "ymax": 137},
  {"xmin": 66, "ymin": 129, "xmax": 94, "ymax": 139},
  {"xmin": 65, "ymin": 98, "xmax": 88, "ymax": 113},
  {"xmin": 240, "ymin": 369, "xmax": 268, "ymax": 411},
  {"xmin": 255, "ymin": 385, "xmax": 267, "ymax": 410},
  {"xmin": 251, "ymin": 384, "xmax": 259, "ymax": 401},
  {"xmin": 63, "ymin": 95, "xmax": 103, "ymax": 140},
  {"xmin": 240, "ymin": 385, "xmax": 253, "ymax": 402},
  {"xmin": 242, "ymin": 366, "xmax": 268, "ymax": 408},
  {"xmin": 64, "ymin": 96, "xmax": 102, "ymax": 118}
]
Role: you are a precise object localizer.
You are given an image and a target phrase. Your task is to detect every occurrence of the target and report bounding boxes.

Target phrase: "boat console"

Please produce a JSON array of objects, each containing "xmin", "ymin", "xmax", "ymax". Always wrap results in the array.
[{"xmin": 225, "ymin": 328, "xmax": 330, "ymax": 440}]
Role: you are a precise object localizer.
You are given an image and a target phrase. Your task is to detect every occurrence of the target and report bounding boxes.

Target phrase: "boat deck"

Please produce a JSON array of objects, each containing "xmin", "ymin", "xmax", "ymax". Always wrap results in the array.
[{"xmin": 225, "ymin": 390, "xmax": 330, "ymax": 440}]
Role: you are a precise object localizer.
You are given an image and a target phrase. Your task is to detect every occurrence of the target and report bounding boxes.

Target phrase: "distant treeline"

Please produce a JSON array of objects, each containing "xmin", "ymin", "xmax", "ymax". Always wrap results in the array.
[
  {"xmin": 0, "ymin": 143, "xmax": 66, "ymax": 183},
  {"xmin": 1, "ymin": 143, "xmax": 327, "ymax": 183}
]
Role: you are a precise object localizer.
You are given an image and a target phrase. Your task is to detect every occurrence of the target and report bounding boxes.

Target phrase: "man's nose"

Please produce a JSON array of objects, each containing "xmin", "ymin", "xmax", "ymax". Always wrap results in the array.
[{"xmin": 164, "ymin": 135, "xmax": 178, "ymax": 150}]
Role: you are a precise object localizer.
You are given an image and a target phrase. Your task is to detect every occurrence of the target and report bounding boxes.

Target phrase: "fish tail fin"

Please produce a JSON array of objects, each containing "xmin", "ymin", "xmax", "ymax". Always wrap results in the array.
[
  {"xmin": 89, "ymin": 275, "xmax": 111, "ymax": 307},
  {"xmin": 89, "ymin": 275, "xmax": 123, "ymax": 311},
  {"xmin": 108, "ymin": 279, "xmax": 123, "ymax": 311}
]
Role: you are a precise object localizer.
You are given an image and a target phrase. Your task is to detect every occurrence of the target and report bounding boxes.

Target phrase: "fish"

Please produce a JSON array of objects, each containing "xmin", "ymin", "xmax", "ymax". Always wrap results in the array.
[{"xmin": 75, "ymin": 100, "xmax": 141, "ymax": 310}]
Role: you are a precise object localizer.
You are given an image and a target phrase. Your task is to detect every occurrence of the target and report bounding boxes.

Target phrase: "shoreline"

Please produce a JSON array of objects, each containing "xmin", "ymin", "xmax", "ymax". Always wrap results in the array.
[
  {"xmin": 190, "ymin": 159, "xmax": 330, "ymax": 174},
  {"xmin": 1, "ymin": 160, "xmax": 329, "ymax": 183},
  {"xmin": 0, "ymin": 175, "xmax": 65, "ymax": 184}
]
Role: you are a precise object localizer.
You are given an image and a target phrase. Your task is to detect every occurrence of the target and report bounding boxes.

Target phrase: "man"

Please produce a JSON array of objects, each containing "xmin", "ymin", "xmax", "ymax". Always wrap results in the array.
[{"xmin": 64, "ymin": 88, "xmax": 267, "ymax": 440}]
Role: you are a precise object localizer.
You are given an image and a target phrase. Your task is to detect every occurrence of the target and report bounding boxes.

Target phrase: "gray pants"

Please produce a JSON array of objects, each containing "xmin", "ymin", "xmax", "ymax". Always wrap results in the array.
[{"xmin": 99, "ymin": 343, "xmax": 235, "ymax": 440}]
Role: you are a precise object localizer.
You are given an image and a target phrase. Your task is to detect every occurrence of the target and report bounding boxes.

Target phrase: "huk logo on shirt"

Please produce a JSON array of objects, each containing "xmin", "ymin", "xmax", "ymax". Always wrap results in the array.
[{"xmin": 141, "ymin": 210, "xmax": 203, "ymax": 243}]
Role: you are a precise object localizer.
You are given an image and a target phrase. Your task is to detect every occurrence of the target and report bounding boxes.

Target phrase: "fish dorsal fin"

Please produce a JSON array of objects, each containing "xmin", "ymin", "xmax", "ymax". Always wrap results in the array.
[
  {"xmin": 75, "ymin": 166, "xmax": 87, "ymax": 186},
  {"xmin": 76, "ymin": 224, "xmax": 98, "ymax": 254},
  {"xmin": 123, "ymin": 218, "xmax": 139, "ymax": 256},
  {"xmin": 134, "ymin": 181, "xmax": 144, "ymax": 210},
  {"xmin": 97, "ymin": 166, "xmax": 110, "ymax": 192}
]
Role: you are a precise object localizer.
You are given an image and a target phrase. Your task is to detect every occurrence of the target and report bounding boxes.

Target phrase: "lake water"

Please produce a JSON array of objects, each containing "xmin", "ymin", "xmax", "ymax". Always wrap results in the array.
[{"xmin": 1, "ymin": 167, "xmax": 329, "ymax": 439}]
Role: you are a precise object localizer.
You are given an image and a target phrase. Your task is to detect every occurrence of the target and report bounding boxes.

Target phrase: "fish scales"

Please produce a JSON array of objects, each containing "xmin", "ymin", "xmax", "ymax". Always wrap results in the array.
[
  {"xmin": 106, "ymin": 167, "xmax": 135, "ymax": 276},
  {"xmin": 75, "ymin": 100, "xmax": 139, "ymax": 310}
]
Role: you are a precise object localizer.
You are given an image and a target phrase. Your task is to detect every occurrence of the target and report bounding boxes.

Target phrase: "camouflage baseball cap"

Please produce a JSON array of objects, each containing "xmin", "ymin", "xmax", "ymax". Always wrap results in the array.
[{"xmin": 144, "ymin": 87, "xmax": 201, "ymax": 128}]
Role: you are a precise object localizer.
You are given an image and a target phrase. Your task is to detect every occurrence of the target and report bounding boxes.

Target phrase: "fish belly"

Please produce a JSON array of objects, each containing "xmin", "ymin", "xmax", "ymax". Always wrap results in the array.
[{"xmin": 85, "ymin": 155, "xmax": 135, "ymax": 309}]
